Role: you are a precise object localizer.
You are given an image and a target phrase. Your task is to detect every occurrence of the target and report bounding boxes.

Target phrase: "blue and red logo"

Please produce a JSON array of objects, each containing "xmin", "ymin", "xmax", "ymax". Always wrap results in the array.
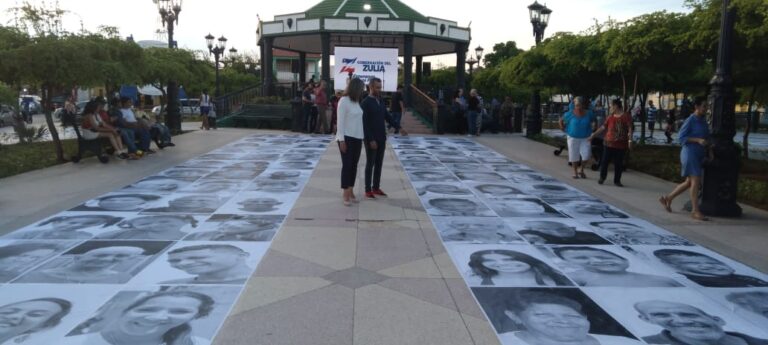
[{"xmin": 340, "ymin": 57, "xmax": 358, "ymax": 74}]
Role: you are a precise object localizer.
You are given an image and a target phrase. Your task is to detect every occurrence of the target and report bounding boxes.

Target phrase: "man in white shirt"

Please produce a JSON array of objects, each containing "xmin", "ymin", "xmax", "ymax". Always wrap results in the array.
[{"xmin": 117, "ymin": 97, "xmax": 152, "ymax": 154}]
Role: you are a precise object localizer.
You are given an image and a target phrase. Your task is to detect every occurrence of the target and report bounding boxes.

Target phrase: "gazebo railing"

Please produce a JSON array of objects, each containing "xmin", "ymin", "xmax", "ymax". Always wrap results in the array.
[{"xmin": 410, "ymin": 85, "xmax": 438, "ymax": 134}]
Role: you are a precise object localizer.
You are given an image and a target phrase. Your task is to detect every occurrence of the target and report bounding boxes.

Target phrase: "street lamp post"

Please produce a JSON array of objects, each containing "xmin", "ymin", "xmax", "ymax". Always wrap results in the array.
[
  {"xmin": 156, "ymin": 0, "xmax": 183, "ymax": 133},
  {"xmin": 206, "ymin": 34, "xmax": 231, "ymax": 118},
  {"xmin": 525, "ymin": 1, "xmax": 552, "ymax": 137},
  {"xmin": 465, "ymin": 46, "xmax": 484, "ymax": 78},
  {"xmin": 699, "ymin": 0, "xmax": 742, "ymax": 217}
]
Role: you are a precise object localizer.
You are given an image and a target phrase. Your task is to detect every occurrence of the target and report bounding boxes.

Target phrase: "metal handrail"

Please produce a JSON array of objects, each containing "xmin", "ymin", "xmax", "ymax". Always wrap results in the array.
[{"xmin": 410, "ymin": 85, "xmax": 438, "ymax": 134}]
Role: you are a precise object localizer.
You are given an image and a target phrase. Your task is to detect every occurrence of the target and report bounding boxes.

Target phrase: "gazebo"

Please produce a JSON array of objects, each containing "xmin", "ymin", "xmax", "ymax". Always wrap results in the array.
[{"xmin": 257, "ymin": 0, "xmax": 472, "ymax": 105}]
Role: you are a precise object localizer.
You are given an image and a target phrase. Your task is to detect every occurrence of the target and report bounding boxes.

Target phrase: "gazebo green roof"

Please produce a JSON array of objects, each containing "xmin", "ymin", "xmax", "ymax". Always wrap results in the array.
[{"xmin": 305, "ymin": 0, "xmax": 429, "ymax": 22}]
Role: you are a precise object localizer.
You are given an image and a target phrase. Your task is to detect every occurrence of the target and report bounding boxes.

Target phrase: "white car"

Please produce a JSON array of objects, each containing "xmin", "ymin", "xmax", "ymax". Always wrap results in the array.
[{"xmin": 152, "ymin": 98, "xmax": 201, "ymax": 117}]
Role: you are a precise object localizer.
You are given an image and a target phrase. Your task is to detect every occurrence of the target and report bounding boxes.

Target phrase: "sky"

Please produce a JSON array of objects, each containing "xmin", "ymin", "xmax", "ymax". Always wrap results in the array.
[{"xmin": 1, "ymin": 0, "xmax": 690, "ymax": 67}]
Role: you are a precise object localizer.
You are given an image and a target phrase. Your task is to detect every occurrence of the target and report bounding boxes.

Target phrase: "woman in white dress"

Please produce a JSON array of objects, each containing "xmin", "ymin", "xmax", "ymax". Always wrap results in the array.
[{"xmin": 335, "ymin": 78, "xmax": 366, "ymax": 206}]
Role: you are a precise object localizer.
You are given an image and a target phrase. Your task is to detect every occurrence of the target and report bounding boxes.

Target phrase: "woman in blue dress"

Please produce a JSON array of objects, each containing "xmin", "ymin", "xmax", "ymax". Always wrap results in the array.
[{"xmin": 659, "ymin": 96, "xmax": 710, "ymax": 221}]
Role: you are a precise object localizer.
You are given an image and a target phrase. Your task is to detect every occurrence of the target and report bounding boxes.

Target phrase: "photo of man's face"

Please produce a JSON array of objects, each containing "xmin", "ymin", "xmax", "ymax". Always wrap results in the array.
[
  {"xmin": 162, "ymin": 169, "xmax": 212, "ymax": 179},
  {"xmin": 422, "ymin": 184, "xmax": 470, "ymax": 195},
  {"xmin": 184, "ymin": 181, "xmax": 241, "ymax": 193},
  {"xmin": 168, "ymin": 195, "xmax": 221, "ymax": 211},
  {"xmin": 238, "ymin": 198, "xmax": 282, "ymax": 213},
  {"xmin": 475, "ymin": 184, "xmax": 522, "ymax": 196},
  {"xmin": 167, "ymin": 248, "xmax": 246, "ymax": 275},
  {"xmin": 128, "ymin": 178, "xmax": 185, "ymax": 192},
  {"xmin": 250, "ymin": 180, "xmax": 300, "ymax": 192},
  {"xmin": 98, "ymin": 196, "xmax": 151, "ymax": 211},
  {"xmin": 662, "ymin": 254, "xmax": 735, "ymax": 277},
  {"xmin": 727, "ymin": 292, "xmax": 768, "ymax": 319},
  {"xmin": 74, "ymin": 246, "xmax": 144, "ymax": 270},
  {"xmin": 49, "ymin": 217, "xmax": 107, "ymax": 232},
  {"xmin": 0, "ymin": 248, "xmax": 57, "ymax": 269},
  {"xmin": 268, "ymin": 171, "xmax": 301, "ymax": 180},
  {"xmin": 509, "ymin": 303, "xmax": 591, "ymax": 342},
  {"xmin": 457, "ymin": 172, "xmax": 505, "ymax": 182},
  {"xmin": 219, "ymin": 219, "xmax": 276, "ymax": 235},
  {"xmin": 636, "ymin": 301, "xmax": 726, "ymax": 342},
  {"xmin": 411, "ymin": 171, "xmax": 455, "ymax": 181},
  {"xmin": 127, "ymin": 216, "xmax": 188, "ymax": 234},
  {"xmin": 430, "ymin": 198, "xmax": 480, "ymax": 214},
  {"xmin": 558, "ymin": 248, "xmax": 630, "ymax": 273},
  {"xmin": 279, "ymin": 161, "xmax": 313, "ymax": 170}
]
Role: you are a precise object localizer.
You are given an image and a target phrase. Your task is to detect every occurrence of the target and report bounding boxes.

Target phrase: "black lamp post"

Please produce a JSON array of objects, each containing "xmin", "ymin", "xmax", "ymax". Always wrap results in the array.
[
  {"xmin": 525, "ymin": 1, "xmax": 552, "ymax": 137},
  {"xmin": 156, "ymin": 0, "xmax": 182, "ymax": 133},
  {"xmin": 699, "ymin": 0, "xmax": 742, "ymax": 217},
  {"xmin": 466, "ymin": 45, "xmax": 484, "ymax": 78},
  {"xmin": 206, "ymin": 34, "xmax": 229, "ymax": 99}
]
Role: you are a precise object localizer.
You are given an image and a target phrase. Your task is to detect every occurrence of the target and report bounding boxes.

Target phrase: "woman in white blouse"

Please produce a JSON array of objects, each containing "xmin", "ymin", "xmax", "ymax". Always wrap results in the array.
[{"xmin": 335, "ymin": 78, "xmax": 366, "ymax": 206}]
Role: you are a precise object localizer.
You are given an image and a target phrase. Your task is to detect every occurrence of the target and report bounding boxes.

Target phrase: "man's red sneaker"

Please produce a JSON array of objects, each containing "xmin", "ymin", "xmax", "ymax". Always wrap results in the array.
[
  {"xmin": 365, "ymin": 192, "xmax": 376, "ymax": 199},
  {"xmin": 372, "ymin": 189, "xmax": 388, "ymax": 197}
]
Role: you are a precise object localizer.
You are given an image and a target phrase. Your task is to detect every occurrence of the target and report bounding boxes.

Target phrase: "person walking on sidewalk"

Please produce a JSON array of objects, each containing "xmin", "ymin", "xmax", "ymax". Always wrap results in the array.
[
  {"xmin": 659, "ymin": 96, "xmax": 710, "ymax": 221},
  {"xmin": 336, "ymin": 78, "xmax": 365, "ymax": 206},
  {"xmin": 361, "ymin": 78, "xmax": 408, "ymax": 199},
  {"xmin": 388, "ymin": 85, "xmax": 405, "ymax": 134},
  {"xmin": 467, "ymin": 89, "xmax": 481, "ymax": 136},
  {"xmin": 589, "ymin": 99, "xmax": 632, "ymax": 187},
  {"xmin": 314, "ymin": 80, "xmax": 330, "ymax": 134},
  {"xmin": 560, "ymin": 96, "xmax": 597, "ymax": 179},
  {"xmin": 200, "ymin": 89, "xmax": 212, "ymax": 130}
]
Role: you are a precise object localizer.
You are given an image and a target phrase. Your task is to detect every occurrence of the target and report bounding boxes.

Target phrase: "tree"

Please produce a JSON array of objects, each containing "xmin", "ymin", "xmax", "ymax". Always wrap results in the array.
[
  {"xmin": 141, "ymin": 47, "xmax": 213, "ymax": 118},
  {"xmin": 483, "ymin": 41, "xmax": 523, "ymax": 68}
]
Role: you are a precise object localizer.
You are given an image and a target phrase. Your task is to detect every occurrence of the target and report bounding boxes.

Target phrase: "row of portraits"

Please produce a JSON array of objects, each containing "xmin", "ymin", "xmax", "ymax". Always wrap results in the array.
[
  {"xmin": 391, "ymin": 136, "xmax": 768, "ymax": 345},
  {"xmin": 0, "ymin": 134, "xmax": 331, "ymax": 345}
]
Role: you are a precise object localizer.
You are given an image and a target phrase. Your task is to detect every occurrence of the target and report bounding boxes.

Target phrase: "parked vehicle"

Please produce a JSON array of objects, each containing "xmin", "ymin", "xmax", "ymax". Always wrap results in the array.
[{"xmin": 152, "ymin": 98, "xmax": 201, "ymax": 117}]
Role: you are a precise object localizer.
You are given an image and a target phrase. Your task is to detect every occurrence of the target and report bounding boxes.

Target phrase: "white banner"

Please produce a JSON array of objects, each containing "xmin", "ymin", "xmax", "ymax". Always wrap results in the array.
[{"xmin": 333, "ymin": 47, "xmax": 398, "ymax": 92}]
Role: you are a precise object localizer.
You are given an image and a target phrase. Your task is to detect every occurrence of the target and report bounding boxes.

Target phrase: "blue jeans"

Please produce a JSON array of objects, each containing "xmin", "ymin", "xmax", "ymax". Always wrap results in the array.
[
  {"xmin": 467, "ymin": 110, "xmax": 478, "ymax": 135},
  {"xmin": 390, "ymin": 112, "xmax": 402, "ymax": 133},
  {"xmin": 120, "ymin": 127, "xmax": 150, "ymax": 152},
  {"xmin": 119, "ymin": 129, "xmax": 137, "ymax": 153}
]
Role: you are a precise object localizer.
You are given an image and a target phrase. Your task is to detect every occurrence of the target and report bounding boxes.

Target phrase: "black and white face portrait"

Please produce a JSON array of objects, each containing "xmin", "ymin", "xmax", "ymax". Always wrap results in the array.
[
  {"xmin": 554, "ymin": 200, "xmax": 630, "ymax": 219},
  {"xmin": 197, "ymin": 153, "xmax": 242, "ymax": 161},
  {"xmin": 433, "ymin": 217, "xmax": 525, "ymax": 244},
  {"xmin": 523, "ymin": 183, "xmax": 586, "ymax": 200},
  {"xmin": 584, "ymin": 288, "xmax": 768, "ymax": 344},
  {"xmin": 393, "ymin": 144, "xmax": 424, "ymax": 150},
  {"xmin": 0, "ymin": 285, "xmax": 115, "ymax": 345},
  {"xmin": 65, "ymin": 286, "xmax": 240, "ymax": 345},
  {"xmin": 492, "ymin": 164, "xmax": 535, "ymax": 174},
  {"xmin": 513, "ymin": 219, "xmax": 611, "ymax": 245},
  {"xmin": 247, "ymin": 179, "xmax": 301, "ymax": 193},
  {"xmin": 397, "ymin": 150, "xmax": 430, "ymax": 156},
  {"xmin": 409, "ymin": 170, "xmax": 459, "ymax": 182},
  {"xmin": 240, "ymin": 153, "xmax": 281, "ymax": 161},
  {"xmin": 717, "ymin": 289, "xmax": 768, "ymax": 329},
  {"xmin": 444, "ymin": 163, "xmax": 487, "ymax": 171},
  {"xmin": 185, "ymin": 215, "xmax": 284, "ymax": 242},
  {"xmin": 508, "ymin": 173, "xmax": 558, "ymax": 183},
  {"xmin": 265, "ymin": 170, "xmax": 305, "ymax": 181},
  {"xmin": 203, "ymin": 169, "xmax": 262, "ymax": 180},
  {"xmin": 486, "ymin": 198, "xmax": 565, "ymax": 218},
  {"xmin": 278, "ymin": 161, "xmax": 315, "ymax": 170},
  {"xmin": 7, "ymin": 213, "xmax": 123, "ymax": 240},
  {"xmin": 472, "ymin": 287, "xmax": 641, "ymax": 344},
  {"xmin": 281, "ymin": 153, "xmax": 318, "ymax": 161},
  {"xmin": 414, "ymin": 182, "xmax": 473, "ymax": 197},
  {"xmin": 401, "ymin": 155, "xmax": 439, "ymax": 162},
  {"xmin": 216, "ymin": 193, "xmax": 297, "ymax": 215},
  {"xmin": 120, "ymin": 177, "xmax": 193, "ymax": 194},
  {"xmin": 134, "ymin": 242, "xmax": 267, "ymax": 285},
  {"xmin": 424, "ymin": 196, "xmax": 495, "ymax": 217},
  {"xmin": 476, "ymin": 157, "xmax": 516, "ymax": 164},
  {"xmin": 545, "ymin": 245, "xmax": 684, "ymax": 287},
  {"xmin": 96, "ymin": 215, "xmax": 202, "ymax": 241},
  {"xmin": 639, "ymin": 246, "xmax": 768, "ymax": 288},
  {"xmin": 70, "ymin": 193, "xmax": 164, "ymax": 213},
  {"xmin": 439, "ymin": 156, "xmax": 480, "ymax": 164},
  {"xmin": 179, "ymin": 159, "xmax": 232, "ymax": 169},
  {"xmin": 226, "ymin": 161, "xmax": 271, "ymax": 170},
  {"xmin": 159, "ymin": 168, "xmax": 214, "ymax": 179},
  {"xmin": 448, "ymin": 244, "xmax": 573, "ymax": 287},
  {"xmin": 0, "ymin": 241, "xmax": 75, "ymax": 282},
  {"xmin": 456, "ymin": 171, "xmax": 506, "ymax": 182},
  {"xmin": 401, "ymin": 161, "xmax": 445, "ymax": 170},
  {"xmin": 143, "ymin": 194, "xmax": 229, "ymax": 214},
  {"xmin": 588, "ymin": 220, "xmax": 694, "ymax": 246},
  {"xmin": 14, "ymin": 240, "xmax": 171, "ymax": 284},
  {"xmin": 179, "ymin": 180, "xmax": 246, "ymax": 194},
  {"xmin": 469, "ymin": 183, "xmax": 527, "ymax": 198}
]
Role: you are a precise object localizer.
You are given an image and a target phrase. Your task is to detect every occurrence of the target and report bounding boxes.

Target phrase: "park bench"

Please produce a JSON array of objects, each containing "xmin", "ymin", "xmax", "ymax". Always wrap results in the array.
[
  {"xmin": 60, "ymin": 112, "xmax": 111, "ymax": 164},
  {"xmin": 225, "ymin": 104, "xmax": 293, "ymax": 130}
]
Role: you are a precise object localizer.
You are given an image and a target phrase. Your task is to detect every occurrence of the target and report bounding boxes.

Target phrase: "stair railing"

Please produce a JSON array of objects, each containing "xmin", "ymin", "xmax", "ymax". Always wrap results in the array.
[{"xmin": 410, "ymin": 85, "xmax": 438, "ymax": 134}]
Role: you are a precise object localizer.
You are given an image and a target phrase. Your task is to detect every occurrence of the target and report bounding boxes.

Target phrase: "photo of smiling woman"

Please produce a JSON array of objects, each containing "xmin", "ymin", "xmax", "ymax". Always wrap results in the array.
[
  {"xmin": 0, "ymin": 298, "xmax": 71, "ymax": 345},
  {"xmin": 466, "ymin": 249, "xmax": 572, "ymax": 287},
  {"xmin": 7, "ymin": 214, "xmax": 122, "ymax": 240},
  {"xmin": 65, "ymin": 290, "xmax": 215, "ymax": 345}
]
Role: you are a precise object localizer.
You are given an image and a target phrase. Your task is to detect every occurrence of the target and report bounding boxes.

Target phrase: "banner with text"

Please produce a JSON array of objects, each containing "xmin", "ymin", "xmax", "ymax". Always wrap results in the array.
[{"xmin": 333, "ymin": 47, "xmax": 398, "ymax": 92}]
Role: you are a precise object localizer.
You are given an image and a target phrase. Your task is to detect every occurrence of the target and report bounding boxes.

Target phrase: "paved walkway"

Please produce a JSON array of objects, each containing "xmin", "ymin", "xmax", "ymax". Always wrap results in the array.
[{"xmin": 1, "ymin": 129, "xmax": 766, "ymax": 345}]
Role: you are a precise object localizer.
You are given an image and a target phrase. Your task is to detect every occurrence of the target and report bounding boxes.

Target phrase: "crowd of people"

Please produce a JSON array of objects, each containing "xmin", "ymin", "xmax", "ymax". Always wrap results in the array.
[{"xmin": 63, "ymin": 96, "xmax": 175, "ymax": 161}]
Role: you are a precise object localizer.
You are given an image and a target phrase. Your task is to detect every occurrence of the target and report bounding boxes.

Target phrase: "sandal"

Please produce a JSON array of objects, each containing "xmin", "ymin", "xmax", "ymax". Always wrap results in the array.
[
  {"xmin": 579, "ymin": 172, "xmax": 587, "ymax": 179},
  {"xmin": 691, "ymin": 212, "xmax": 709, "ymax": 221},
  {"xmin": 658, "ymin": 196, "xmax": 672, "ymax": 213}
]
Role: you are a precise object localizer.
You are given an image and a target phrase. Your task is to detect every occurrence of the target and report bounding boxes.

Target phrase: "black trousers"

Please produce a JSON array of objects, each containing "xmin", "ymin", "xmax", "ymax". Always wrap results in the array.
[
  {"xmin": 339, "ymin": 136, "xmax": 362, "ymax": 189},
  {"xmin": 364, "ymin": 139, "xmax": 386, "ymax": 192},
  {"xmin": 599, "ymin": 146, "xmax": 627, "ymax": 183}
]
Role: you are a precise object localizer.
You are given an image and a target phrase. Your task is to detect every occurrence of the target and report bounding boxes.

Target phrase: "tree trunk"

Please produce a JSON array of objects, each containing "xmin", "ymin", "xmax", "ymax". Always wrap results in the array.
[
  {"xmin": 742, "ymin": 84, "xmax": 757, "ymax": 159},
  {"xmin": 43, "ymin": 84, "xmax": 65, "ymax": 162},
  {"xmin": 639, "ymin": 90, "xmax": 648, "ymax": 144},
  {"xmin": 621, "ymin": 73, "xmax": 628, "ymax": 112}
]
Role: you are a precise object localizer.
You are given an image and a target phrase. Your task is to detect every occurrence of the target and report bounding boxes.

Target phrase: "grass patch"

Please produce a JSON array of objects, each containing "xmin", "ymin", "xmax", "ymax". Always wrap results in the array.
[
  {"xmin": 0, "ymin": 139, "xmax": 87, "ymax": 178},
  {"xmin": 530, "ymin": 135, "xmax": 768, "ymax": 211}
]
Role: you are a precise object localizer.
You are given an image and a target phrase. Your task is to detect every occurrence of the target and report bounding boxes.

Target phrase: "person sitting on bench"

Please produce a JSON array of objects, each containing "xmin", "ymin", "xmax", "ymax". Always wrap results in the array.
[
  {"xmin": 80, "ymin": 101, "xmax": 132, "ymax": 160},
  {"xmin": 114, "ymin": 97, "xmax": 153, "ymax": 156}
]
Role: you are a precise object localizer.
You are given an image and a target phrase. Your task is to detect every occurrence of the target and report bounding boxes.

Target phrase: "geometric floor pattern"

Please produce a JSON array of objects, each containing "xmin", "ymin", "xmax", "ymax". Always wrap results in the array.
[
  {"xmin": 0, "ymin": 134, "xmax": 330, "ymax": 345},
  {"xmin": 391, "ymin": 136, "xmax": 768, "ymax": 345}
]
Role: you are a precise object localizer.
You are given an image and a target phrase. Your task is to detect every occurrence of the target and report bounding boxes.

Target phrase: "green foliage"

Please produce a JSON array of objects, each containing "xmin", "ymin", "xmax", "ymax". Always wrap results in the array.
[
  {"xmin": 0, "ymin": 83, "xmax": 17, "ymax": 107},
  {"xmin": 472, "ymin": 67, "xmax": 529, "ymax": 102},
  {"xmin": 219, "ymin": 68, "xmax": 260, "ymax": 95},
  {"xmin": 11, "ymin": 124, "xmax": 50, "ymax": 144},
  {"xmin": 483, "ymin": 41, "xmax": 523, "ymax": 68},
  {"xmin": 422, "ymin": 67, "xmax": 460, "ymax": 90}
]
